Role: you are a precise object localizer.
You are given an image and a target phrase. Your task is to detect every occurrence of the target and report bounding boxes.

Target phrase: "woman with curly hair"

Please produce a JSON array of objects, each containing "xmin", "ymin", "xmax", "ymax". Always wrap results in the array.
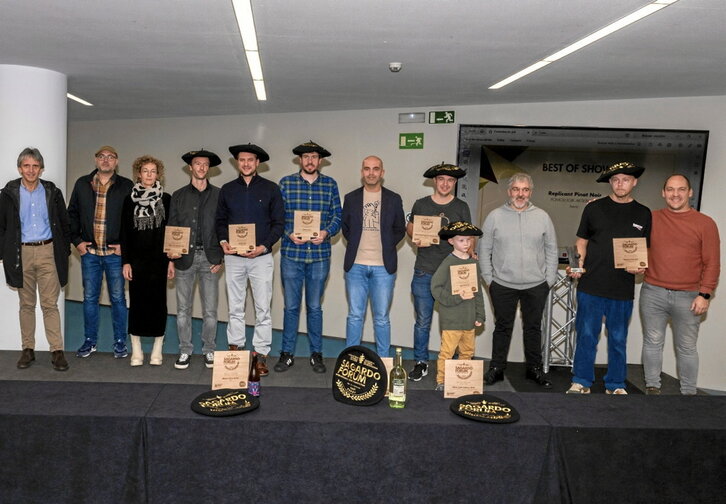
[{"xmin": 120, "ymin": 155, "xmax": 173, "ymax": 366}]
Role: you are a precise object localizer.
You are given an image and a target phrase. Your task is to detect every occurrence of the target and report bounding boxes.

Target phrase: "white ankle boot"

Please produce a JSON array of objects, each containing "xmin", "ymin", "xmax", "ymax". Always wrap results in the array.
[
  {"xmin": 149, "ymin": 336, "xmax": 164, "ymax": 366},
  {"xmin": 130, "ymin": 335, "xmax": 143, "ymax": 366}
]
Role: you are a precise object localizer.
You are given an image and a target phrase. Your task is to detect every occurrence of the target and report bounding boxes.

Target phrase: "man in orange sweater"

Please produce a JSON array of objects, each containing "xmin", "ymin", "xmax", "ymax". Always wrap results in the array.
[{"xmin": 640, "ymin": 174, "xmax": 720, "ymax": 395}]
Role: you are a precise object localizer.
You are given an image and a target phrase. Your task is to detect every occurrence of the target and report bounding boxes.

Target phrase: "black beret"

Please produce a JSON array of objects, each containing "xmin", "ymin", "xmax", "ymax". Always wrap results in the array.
[
  {"xmin": 423, "ymin": 162, "xmax": 466, "ymax": 179},
  {"xmin": 292, "ymin": 140, "xmax": 331, "ymax": 158},
  {"xmin": 596, "ymin": 161, "xmax": 644, "ymax": 183},
  {"xmin": 229, "ymin": 144, "xmax": 270, "ymax": 163},
  {"xmin": 182, "ymin": 149, "xmax": 222, "ymax": 167},
  {"xmin": 438, "ymin": 221, "xmax": 483, "ymax": 239}
]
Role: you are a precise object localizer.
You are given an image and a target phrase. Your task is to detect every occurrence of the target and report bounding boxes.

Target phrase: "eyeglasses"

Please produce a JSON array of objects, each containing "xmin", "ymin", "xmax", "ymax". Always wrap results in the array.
[{"xmin": 96, "ymin": 154, "xmax": 117, "ymax": 160}]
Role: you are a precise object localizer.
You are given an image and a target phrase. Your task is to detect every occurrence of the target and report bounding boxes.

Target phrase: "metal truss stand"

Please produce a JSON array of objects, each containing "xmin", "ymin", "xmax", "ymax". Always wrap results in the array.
[{"xmin": 542, "ymin": 271, "xmax": 577, "ymax": 373}]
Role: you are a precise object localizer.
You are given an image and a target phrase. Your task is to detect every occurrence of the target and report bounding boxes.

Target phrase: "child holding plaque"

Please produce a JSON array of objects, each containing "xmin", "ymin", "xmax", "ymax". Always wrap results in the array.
[{"xmin": 430, "ymin": 221, "xmax": 485, "ymax": 391}]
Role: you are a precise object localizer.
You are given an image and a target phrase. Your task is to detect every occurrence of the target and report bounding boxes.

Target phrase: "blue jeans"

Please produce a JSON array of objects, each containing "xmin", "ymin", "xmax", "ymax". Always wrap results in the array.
[
  {"xmin": 572, "ymin": 290, "xmax": 633, "ymax": 391},
  {"xmin": 344, "ymin": 264, "xmax": 396, "ymax": 357},
  {"xmin": 81, "ymin": 253, "xmax": 128, "ymax": 344},
  {"xmin": 639, "ymin": 282, "xmax": 701, "ymax": 395},
  {"xmin": 411, "ymin": 269, "xmax": 434, "ymax": 363},
  {"xmin": 280, "ymin": 256, "xmax": 330, "ymax": 354}
]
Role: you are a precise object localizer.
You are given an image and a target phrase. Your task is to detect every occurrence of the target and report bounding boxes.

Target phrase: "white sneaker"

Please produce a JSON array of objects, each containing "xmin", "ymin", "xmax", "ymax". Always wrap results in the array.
[
  {"xmin": 566, "ymin": 382, "xmax": 591, "ymax": 394},
  {"xmin": 606, "ymin": 388, "xmax": 628, "ymax": 395}
]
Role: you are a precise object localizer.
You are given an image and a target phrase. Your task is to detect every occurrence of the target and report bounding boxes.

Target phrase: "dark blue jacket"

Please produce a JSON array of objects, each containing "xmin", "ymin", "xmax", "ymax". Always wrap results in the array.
[
  {"xmin": 342, "ymin": 186, "xmax": 406, "ymax": 274},
  {"xmin": 215, "ymin": 174, "xmax": 284, "ymax": 253}
]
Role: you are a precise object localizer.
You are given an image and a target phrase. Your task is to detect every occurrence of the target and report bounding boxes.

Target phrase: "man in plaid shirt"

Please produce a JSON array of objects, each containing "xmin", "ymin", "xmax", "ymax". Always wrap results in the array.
[{"xmin": 275, "ymin": 141, "xmax": 341, "ymax": 374}]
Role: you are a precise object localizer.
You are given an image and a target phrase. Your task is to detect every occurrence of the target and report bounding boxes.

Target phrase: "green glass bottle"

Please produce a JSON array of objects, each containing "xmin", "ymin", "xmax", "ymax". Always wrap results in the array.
[{"xmin": 389, "ymin": 347, "xmax": 407, "ymax": 408}]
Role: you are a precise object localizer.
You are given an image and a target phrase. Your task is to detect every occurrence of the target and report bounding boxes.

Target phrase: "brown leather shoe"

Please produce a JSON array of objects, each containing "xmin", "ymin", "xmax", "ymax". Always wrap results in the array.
[
  {"xmin": 17, "ymin": 348, "xmax": 35, "ymax": 369},
  {"xmin": 228, "ymin": 344, "xmax": 239, "ymax": 351},
  {"xmin": 52, "ymin": 350, "xmax": 69, "ymax": 371},
  {"xmin": 255, "ymin": 354, "xmax": 269, "ymax": 376}
]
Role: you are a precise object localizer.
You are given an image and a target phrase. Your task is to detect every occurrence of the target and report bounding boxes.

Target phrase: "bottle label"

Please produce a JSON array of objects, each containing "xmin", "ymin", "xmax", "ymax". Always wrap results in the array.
[
  {"xmin": 391, "ymin": 381, "xmax": 405, "ymax": 399},
  {"xmin": 248, "ymin": 381, "xmax": 260, "ymax": 397}
]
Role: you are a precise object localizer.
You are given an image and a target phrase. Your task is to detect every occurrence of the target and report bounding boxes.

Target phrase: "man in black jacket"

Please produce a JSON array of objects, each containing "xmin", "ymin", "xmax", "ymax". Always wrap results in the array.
[
  {"xmin": 0, "ymin": 147, "xmax": 71, "ymax": 370},
  {"xmin": 341, "ymin": 155, "xmax": 405, "ymax": 357},
  {"xmin": 67, "ymin": 145, "xmax": 134, "ymax": 358},
  {"xmin": 168, "ymin": 149, "xmax": 224, "ymax": 370}
]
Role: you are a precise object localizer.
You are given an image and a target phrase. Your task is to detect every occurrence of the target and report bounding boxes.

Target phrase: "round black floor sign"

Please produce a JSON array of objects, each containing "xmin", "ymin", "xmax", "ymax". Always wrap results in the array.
[
  {"xmin": 191, "ymin": 388, "xmax": 260, "ymax": 417},
  {"xmin": 450, "ymin": 394, "xmax": 520, "ymax": 423},
  {"xmin": 332, "ymin": 346, "xmax": 387, "ymax": 406}
]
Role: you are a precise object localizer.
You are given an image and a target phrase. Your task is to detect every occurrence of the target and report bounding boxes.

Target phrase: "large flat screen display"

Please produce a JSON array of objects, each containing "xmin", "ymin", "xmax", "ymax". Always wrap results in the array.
[{"xmin": 456, "ymin": 125, "xmax": 709, "ymax": 247}]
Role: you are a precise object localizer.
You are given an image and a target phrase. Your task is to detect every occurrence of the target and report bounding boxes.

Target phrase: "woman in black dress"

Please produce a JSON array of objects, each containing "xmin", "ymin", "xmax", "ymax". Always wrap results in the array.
[{"xmin": 121, "ymin": 155, "xmax": 173, "ymax": 366}]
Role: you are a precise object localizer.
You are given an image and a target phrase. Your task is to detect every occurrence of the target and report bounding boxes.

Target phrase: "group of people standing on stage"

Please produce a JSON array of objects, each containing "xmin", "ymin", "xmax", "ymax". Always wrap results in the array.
[{"xmin": 0, "ymin": 143, "xmax": 719, "ymax": 396}]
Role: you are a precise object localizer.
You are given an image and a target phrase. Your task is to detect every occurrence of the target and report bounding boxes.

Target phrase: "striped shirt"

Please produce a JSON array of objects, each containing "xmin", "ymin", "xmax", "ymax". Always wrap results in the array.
[{"xmin": 279, "ymin": 171, "xmax": 342, "ymax": 262}]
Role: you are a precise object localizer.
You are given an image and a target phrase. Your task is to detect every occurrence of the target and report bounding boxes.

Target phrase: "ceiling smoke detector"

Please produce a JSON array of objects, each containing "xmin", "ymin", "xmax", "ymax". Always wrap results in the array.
[{"xmin": 388, "ymin": 62, "xmax": 402, "ymax": 73}]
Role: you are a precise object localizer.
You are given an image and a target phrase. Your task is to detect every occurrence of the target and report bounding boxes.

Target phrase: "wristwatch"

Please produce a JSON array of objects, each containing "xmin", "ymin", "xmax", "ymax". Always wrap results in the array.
[{"xmin": 698, "ymin": 292, "xmax": 711, "ymax": 300}]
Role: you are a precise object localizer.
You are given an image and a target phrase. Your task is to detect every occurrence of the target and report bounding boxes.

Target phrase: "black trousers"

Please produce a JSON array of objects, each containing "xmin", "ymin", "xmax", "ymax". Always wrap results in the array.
[{"xmin": 489, "ymin": 281, "xmax": 550, "ymax": 369}]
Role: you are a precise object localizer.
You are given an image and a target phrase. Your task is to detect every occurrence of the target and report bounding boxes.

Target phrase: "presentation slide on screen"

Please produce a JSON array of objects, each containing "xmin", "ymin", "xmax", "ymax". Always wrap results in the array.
[{"xmin": 456, "ymin": 125, "xmax": 708, "ymax": 247}]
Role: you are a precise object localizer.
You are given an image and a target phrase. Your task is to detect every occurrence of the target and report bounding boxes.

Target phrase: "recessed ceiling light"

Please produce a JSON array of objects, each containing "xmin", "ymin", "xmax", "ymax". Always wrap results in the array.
[
  {"xmin": 489, "ymin": 0, "xmax": 679, "ymax": 90},
  {"xmin": 66, "ymin": 93, "xmax": 94, "ymax": 106},
  {"xmin": 232, "ymin": 0, "xmax": 267, "ymax": 101}
]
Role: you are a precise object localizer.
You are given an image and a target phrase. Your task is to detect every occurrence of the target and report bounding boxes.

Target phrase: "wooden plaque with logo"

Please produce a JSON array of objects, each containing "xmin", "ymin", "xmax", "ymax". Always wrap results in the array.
[
  {"xmin": 229, "ymin": 224, "xmax": 256, "ymax": 254},
  {"xmin": 450, "ymin": 263, "xmax": 478, "ymax": 295},
  {"xmin": 293, "ymin": 210, "xmax": 321, "ymax": 241},
  {"xmin": 612, "ymin": 237, "xmax": 648, "ymax": 269},
  {"xmin": 444, "ymin": 359, "xmax": 484, "ymax": 398},
  {"xmin": 212, "ymin": 350, "xmax": 251, "ymax": 390},
  {"xmin": 412, "ymin": 215, "xmax": 442, "ymax": 246},
  {"xmin": 163, "ymin": 226, "xmax": 191, "ymax": 255}
]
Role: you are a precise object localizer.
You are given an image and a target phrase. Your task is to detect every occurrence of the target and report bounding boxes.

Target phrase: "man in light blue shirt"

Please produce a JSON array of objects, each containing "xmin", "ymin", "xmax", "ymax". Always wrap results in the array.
[{"xmin": 0, "ymin": 147, "xmax": 71, "ymax": 370}]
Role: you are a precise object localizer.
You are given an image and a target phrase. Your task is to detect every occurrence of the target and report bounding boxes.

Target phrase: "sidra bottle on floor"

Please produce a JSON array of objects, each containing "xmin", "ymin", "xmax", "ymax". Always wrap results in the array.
[
  {"xmin": 248, "ymin": 352, "xmax": 261, "ymax": 397},
  {"xmin": 389, "ymin": 347, "xmax": 407, "ymax": 408}
]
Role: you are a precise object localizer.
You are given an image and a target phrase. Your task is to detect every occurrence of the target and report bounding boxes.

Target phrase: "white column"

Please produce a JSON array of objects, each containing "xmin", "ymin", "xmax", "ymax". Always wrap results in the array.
[{"xmin": 0, "ymin": 65, "xmax": 68, "ymax": 351}]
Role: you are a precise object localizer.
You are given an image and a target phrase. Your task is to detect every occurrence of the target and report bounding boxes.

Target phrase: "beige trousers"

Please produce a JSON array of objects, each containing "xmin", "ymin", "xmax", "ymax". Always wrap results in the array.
[
  {"xmin": 19, "ymin": 243, "xmax": 63, "ymax": 352},
  {"xmin": 436, "ymin": 329, "xmax": 475, "ymax": 384}
]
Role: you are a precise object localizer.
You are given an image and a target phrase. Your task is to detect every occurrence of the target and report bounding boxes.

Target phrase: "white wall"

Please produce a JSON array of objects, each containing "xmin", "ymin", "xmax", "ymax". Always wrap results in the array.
[{"xmin": 68, "ymin": 95, "xmax": 726, "ymax": 391}]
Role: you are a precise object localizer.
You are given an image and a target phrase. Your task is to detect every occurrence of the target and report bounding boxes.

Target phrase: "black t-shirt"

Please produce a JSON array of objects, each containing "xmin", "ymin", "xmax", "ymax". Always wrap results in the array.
[
  {"xmin": 409, "ymin": 196, "xmax": 471, "ymax": 274},
  {"xmin": 576, "ymin": 196, "xmax": 651, "ymax": 300}
]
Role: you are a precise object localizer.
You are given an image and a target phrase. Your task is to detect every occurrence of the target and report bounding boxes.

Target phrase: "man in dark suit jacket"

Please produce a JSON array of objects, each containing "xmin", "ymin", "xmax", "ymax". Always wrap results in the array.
[{"xmin": 342, "ymin": 156, "xmax": 406, "ymax": 357}]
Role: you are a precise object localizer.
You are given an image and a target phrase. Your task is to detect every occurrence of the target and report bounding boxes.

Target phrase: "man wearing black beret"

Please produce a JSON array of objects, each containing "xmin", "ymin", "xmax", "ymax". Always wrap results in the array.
[
  {"xmin": 215, "ymin": 143, "xmax": 284, "ymax": 377},
  {"xmin": 168, "ymin": 149, "xmax": 224, "ymax": 370},
  {"xmin": 275, "ymin": 141, "xmax": 341, "ymax": 374},
  {"xmin": 406, "ymin": 163, "xmax": 471, "ymax": 382}
]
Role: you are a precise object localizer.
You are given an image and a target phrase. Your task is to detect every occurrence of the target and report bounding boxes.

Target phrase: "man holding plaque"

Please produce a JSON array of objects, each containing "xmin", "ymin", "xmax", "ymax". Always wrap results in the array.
[
  {"xmin": 275, "ymin": 141, "xmax": 341, "ymax": 374},
  {"xmin": 215, "ymin": 143, "xmax": 284, "ymax": 376},
  {"xmin": 478, "ymin": 173, "xmax": 558, "ymax": 388},
  {"xmin": 167, "ymin": 149, "xmax": 224, "ymax": 370},
  {"xmin": 406, "ymin": 162, "xmax": 471, "ymax": 381},
  {"xmin": 566, "ymin": 162, "xmax": 651, "ymax": 395},
  {"xmin": 640, "ymin": 174, "xmax": 720, "ymax": 395},
  {"xmin": 342, "ymin": 155, "xmax": 406, "ymax": 357}
]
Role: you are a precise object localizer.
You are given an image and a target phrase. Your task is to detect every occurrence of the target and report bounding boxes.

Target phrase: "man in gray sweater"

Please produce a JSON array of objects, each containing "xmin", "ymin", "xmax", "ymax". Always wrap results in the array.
[{"xmin": 478, "ymin": 173, "xmax": 558, "ymax": 387}]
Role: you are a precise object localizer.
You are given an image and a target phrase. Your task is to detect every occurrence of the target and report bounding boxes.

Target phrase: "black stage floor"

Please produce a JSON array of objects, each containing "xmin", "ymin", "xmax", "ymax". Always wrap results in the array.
[{"xmin": 0, "ymin": 349, "xmax": 696, "ymax": 395}]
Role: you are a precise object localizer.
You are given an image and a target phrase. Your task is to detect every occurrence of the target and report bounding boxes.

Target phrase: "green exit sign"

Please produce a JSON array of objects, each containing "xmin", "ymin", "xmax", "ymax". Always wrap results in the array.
[
  {"xmin": 399, "ymin": 133, "xmax": 424, "ymax": 149},
  {"xmin": 429, "ymin": 111, "xmax": 455, "ymax": 124}
]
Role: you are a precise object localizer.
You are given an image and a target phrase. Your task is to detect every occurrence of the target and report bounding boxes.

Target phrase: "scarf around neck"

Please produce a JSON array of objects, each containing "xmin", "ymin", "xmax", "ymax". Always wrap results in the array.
[{"xmin": 131, "ymin": 181, "xmax": 165, "ymax": 230}]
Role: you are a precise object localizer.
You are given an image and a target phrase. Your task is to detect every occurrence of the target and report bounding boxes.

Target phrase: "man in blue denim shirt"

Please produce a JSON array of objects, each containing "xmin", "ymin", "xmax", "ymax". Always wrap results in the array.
[
  {"xmin": 275, "ymin": 141, "xmax": 341, "ymax": 374},
  {"xmin": 68, "ymin": 146, "xmax": 133, "ymax": 359},
  {"xmin": 407, "ymin": 163, "xmax": 470, "ymax": 381}
]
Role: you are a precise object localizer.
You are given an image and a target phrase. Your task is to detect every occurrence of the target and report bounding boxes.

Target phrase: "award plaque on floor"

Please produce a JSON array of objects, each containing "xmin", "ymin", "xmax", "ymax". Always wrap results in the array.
[
  {"xmin": 444, "ymin": 359, "xmax": 484, "ymax": 398},
  {"xmin": 212, "ymin": 350, "xmax": 251, "ymax": 390}
]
